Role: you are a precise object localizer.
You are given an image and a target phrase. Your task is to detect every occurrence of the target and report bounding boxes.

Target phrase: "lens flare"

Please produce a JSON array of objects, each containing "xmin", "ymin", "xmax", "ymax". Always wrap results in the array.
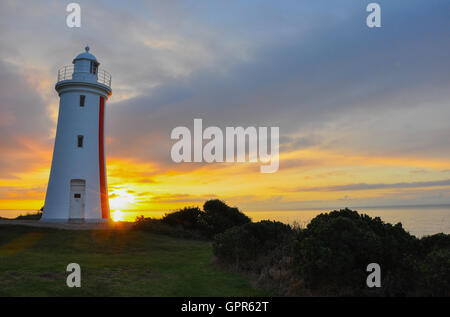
[{"xmin": 111, "ymin": 210, "xmax": 124, "ymax": 222}]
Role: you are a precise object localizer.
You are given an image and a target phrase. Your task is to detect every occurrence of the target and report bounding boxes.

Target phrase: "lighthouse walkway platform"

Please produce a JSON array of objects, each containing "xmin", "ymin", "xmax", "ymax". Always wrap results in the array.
[{"xmin": 0, "ymin": 220, "xmax": 133, "ymax": 230}]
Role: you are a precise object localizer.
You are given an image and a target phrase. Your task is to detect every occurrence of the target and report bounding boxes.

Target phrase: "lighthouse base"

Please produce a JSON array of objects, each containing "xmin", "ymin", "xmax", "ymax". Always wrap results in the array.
[{"xmin": 40, "ymin": 218, "xmax": 111, "ymax": 223}]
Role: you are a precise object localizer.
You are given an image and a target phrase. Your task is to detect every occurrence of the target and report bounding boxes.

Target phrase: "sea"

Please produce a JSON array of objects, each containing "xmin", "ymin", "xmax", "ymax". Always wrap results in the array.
[{"xmin": 1, "ymin": 205, "xmax": 449, "ymax": 238}]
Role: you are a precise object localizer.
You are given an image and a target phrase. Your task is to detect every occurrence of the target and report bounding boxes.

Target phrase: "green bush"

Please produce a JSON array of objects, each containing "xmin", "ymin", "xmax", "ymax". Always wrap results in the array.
[
  {"xmin": 200, "ymin": 200, "xmax": 251, "ymax": 238},
  {"xmin": 293, "ymin": 208, "xmax": 418, "ymax": 295},
  {"xmin": 213, "ymin": 220, "xmax": 294, "ymax": 271}
]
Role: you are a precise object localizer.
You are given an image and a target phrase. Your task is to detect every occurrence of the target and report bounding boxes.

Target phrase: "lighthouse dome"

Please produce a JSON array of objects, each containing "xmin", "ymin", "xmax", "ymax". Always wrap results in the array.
[
  {"xmin": 70, "ymin": 46, "xmax": 101, "ymax": 83},
  {"xmin": 56, "ymin": 46, "xmax": 111, "ymax": 89},
  {"xmin": 73, "ymin": 46, "xmax": 98, "ymax": 63}
]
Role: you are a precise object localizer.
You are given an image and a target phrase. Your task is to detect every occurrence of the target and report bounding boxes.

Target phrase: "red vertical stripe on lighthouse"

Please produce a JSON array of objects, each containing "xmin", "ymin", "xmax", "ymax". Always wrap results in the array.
[{"xmin": 99, "ymin": 96, "xmax": 109, "ymax": 219}]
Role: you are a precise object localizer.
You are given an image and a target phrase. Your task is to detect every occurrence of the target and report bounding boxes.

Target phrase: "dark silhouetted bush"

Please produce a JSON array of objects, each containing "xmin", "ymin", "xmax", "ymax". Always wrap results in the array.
[
  {"xmin": 420, "ymin": 233, "xmax": 450, "ymax": 255},
  {"xmin": 133, "ymin": 216, "xmax": 205, "ymax": 240},
  {"xmin": 161, "ymin": 207, "xmax": 203, "ymax": 230},
  {"xmin": 292, "ymin": 208, "xmax": 419, "ymax": 296},
  {"xmin": 15, "ymin": 211, "xmax": 42, "ymax": 220},
  {"xmin": 213, "ymin": 220, "xmax": 295, "ymax": 271},
  {"xmin": 419, "ymin": 248, "xmax": 450, "ymax": 296},
  {"xmin": 136, "ymin": 200, "xmax": 250, "ymax": 238},
  {"xmin": 135, "ymin": 201, "xmax": 450, "ymax": 296},
  {"xmin": 200, "ymin": 199, "xmax": 251, "ymax": 238}
]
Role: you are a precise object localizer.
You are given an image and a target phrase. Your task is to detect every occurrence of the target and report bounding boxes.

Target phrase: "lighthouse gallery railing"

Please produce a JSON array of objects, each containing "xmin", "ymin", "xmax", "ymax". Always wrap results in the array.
[{"xmin": 57, "ymin": 65, "xmax": 112, "ymax": 87}]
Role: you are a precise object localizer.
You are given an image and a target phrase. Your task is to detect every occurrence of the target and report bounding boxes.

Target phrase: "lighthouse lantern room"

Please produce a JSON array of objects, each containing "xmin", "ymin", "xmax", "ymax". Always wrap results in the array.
[{"xmin": 41, "ymin": 47, "xmax": 112, "ymax": 222}]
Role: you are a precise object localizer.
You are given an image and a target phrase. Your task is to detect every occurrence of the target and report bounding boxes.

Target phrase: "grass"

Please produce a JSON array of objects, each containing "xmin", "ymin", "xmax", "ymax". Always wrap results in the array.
[{"xmin": 0, "ymin": 225, "xmax": 269, "ymax": 296}]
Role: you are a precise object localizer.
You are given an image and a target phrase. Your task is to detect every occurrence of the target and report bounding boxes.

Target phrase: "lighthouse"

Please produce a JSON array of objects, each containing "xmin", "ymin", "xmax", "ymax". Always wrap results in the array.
[{"xmin": 41, "ymin": 47, "xmax": 112, "ymax": 222}]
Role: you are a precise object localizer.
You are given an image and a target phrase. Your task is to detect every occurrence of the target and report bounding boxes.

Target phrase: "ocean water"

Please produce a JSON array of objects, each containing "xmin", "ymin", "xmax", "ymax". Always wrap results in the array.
[
  {"xmin": 1, "ymin": 205, "xmax": 449, "ymax": 238},
  {"xmin": 244, "ymin": 206, "xmax": 450, "ymax": 238}
]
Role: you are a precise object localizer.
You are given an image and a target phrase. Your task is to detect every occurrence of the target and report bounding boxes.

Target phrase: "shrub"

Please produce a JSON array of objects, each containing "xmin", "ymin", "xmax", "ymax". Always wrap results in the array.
[
  {"xmin": 419, "ymin": 233, "xmax": 450, "ymax": 255},
  {"xmin": 161, "ymin": 207, "xmax": 203, "ymax": 230},
  {"xmin": 419, "ymin": 248, "xmax": 450, "ymax": 296},
  {"xmin": 133, "ymin": 216, "xmax": 205, "ymax": 240},
  {"xmin": 139, "ymin": 200, "xmax": 250, "ymax": 239},
  {"xmin": 15, "ymin": 211, "xmax": 42, "ymax": 220},
  {"xmin": 133, "ymin": 202, "xmax": 450, "ymax": 296},
  {"xmin": 293, "ymin": 208, "xmax": 419, "ymax": 295},
  {"xmin": 213, "ymin": 220, "xmax": 294, "ymax": 271},
  {"xmin": 200, "ymin": 199, "xmax": 251, "ymax": 238}
]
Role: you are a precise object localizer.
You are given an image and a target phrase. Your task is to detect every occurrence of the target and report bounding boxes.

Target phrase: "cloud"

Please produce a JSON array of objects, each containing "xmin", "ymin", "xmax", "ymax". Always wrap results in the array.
[
  {"xmin": 0, "ymin": 186, "xmax": 45, "ymax": 200},
  {"xmin": 411, "ymin": 169, "xmax": 430, "ymax": 174},
  {"xmin": 295, "ymin": 179, "xmax": 450, "ymax": 192},
  {"xmin": 0, "ymin": 60, "xmax": 53, "ymax": 179},
  {"xmin": 1, "ymin": 1, "xmax": 450, "ymax": 210},
  {"xmin": 103, "ymin": 0, "xmax": 450, "ymax": 170},
  {"xmin": 148, "ymin": 193, "xmax": 217, "ymax": 204}
]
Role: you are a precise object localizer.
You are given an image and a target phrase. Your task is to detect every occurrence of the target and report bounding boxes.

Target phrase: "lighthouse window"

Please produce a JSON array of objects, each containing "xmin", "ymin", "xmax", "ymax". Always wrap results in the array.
[
  {"xmin": 90, "ymin": 61, "xmax": 98, "ymax": 74},
  {"xmin": 80, "ymin": 95, "xmax": 85, "ymax": 107},
  {"xmin": 77, "ymin": 135, "xmax": 84, "ymax": 148}
]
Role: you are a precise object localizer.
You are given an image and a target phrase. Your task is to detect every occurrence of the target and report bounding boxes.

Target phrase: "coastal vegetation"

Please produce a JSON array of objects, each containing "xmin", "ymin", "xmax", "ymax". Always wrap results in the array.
[
  {"xmin": 0, "ymin": 223, "xmax": 266, "ymax": 296},
  {"xmin": 0, "ymin": 199, "xmax": 448, "ymax": 296},
  {"xmin": 136, "ymin": 200, "xmax": 450, "ymax": 296},
  {"xmin": 14, "ymin": 211, "xmax": 43, "ymax": 220}
]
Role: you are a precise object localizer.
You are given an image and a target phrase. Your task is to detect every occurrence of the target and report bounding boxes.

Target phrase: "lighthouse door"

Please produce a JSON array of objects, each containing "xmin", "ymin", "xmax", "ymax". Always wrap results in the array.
[{"xmin": 69, "ymin": 179, "xmax": 86, "ymax": 220}]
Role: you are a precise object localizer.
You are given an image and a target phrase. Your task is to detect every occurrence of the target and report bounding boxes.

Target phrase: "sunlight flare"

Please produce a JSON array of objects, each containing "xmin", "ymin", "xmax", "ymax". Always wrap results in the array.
[
  {"xmin": 109, "ymin": 188, "xmax": 137, "ymax": 210},
  {"xmin": 111, "ymin": 210, "xmax": 124, "ymax": 222}
]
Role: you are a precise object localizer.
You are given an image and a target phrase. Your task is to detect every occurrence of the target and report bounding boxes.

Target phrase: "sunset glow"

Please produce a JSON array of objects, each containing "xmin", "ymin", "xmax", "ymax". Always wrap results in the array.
[
  {"xmin": 111, "ymin": 210, "xmax": 125, "ymax": 222},
  {"xmin": 109, "ymin": 188, "xmax": 137, "ymax": 211},
  {"xmin": 0, "ymin": 1, "xmax": 449, "ymax": 222}
]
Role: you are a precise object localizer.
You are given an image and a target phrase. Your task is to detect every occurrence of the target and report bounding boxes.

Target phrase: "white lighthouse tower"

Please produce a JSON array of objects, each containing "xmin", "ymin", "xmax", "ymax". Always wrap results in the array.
[{"xmin": 41, "ymin": 46, "xmax": 112, "ymax": 222}]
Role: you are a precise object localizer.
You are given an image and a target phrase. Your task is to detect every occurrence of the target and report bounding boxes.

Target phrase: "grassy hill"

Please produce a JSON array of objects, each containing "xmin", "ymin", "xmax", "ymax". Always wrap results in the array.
[{"xmin": 0, "ymin": 224, "xmax": 268, "ymax": 296}]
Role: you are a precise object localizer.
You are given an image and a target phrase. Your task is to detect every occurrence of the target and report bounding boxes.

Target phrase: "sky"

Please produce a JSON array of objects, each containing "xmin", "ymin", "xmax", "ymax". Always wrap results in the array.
[{"xmin": 0, "ymin": 0, "xmax": 450, "ymax": 220}]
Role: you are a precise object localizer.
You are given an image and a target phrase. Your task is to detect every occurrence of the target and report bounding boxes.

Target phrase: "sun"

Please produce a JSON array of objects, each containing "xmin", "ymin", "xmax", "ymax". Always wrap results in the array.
[
  {"xmin": 109, "ymin": 188, "xmax": 136, "ymax": 210},
  {"xmin": 111, "ymin": 210, "xmax": 124, "ymax": 222}
]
